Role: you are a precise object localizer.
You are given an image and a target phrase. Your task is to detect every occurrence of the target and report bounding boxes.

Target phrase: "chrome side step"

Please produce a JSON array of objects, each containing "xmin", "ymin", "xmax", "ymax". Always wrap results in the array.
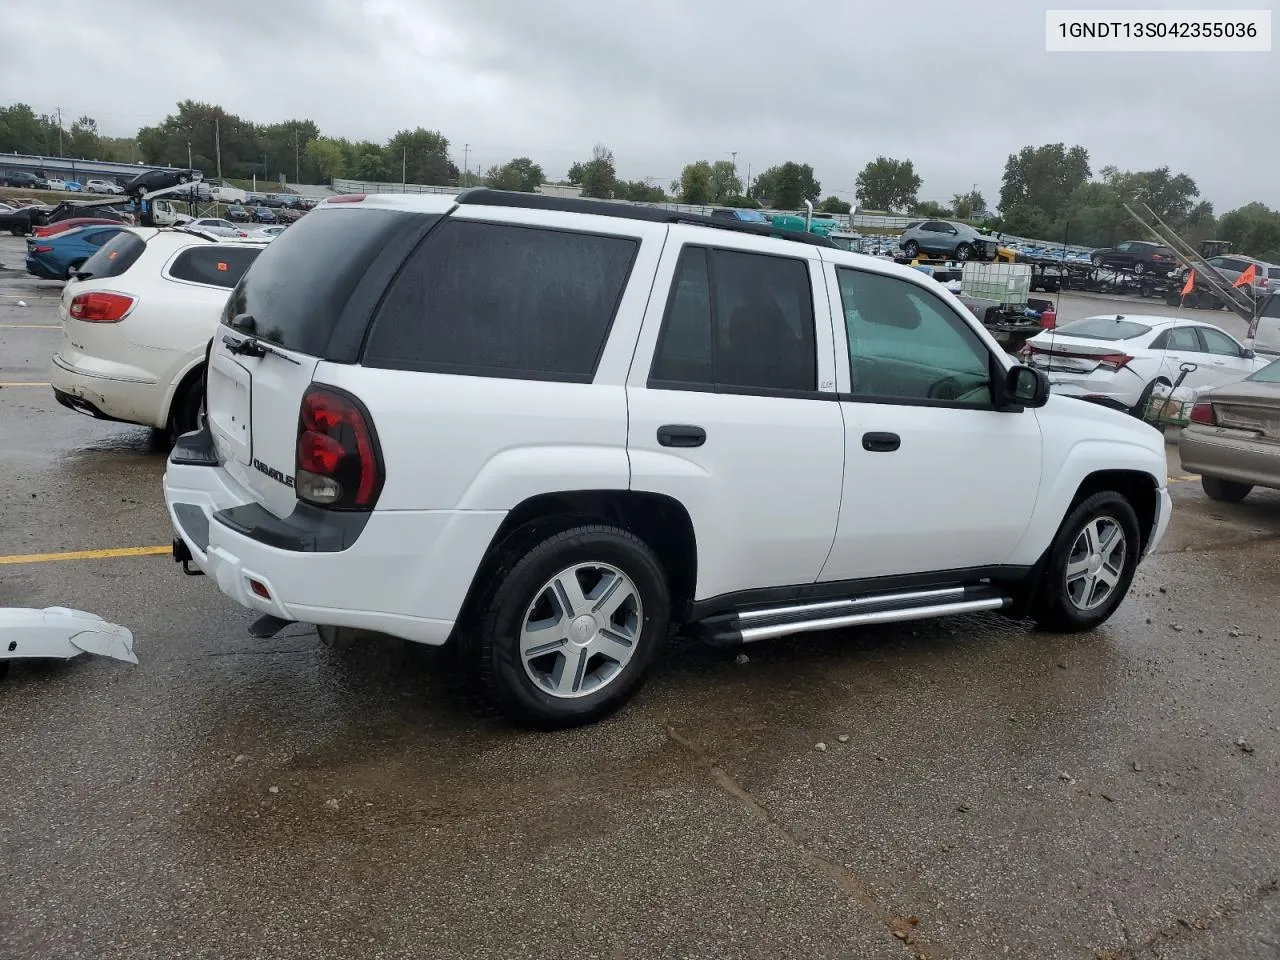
[{"xmin": 699, "ymin": 585, "xmax": 1011, "ymax": 645}]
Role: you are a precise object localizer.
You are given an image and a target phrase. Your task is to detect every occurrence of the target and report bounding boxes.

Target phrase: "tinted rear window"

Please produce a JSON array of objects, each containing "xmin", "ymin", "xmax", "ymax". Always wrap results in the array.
[
  {"xmin": 363, "ymin": 220, "xmax": 638, "ymax": 382},
  {"xmin": 1052, "ymin": 317, "xmax": 1152, "ymax": 341},
  {"xmin": 1248, "ymin": 359, "xmax": 1280, "ymax": 383},
  {"xmin": 169, "ymin": 246, "xmax": 261, "ymax": 288},
  {"xmin": 224, "ymin": 208, "xmax": 422, "ymax": 356},
  {"xmin": 78, "ymin": 231, "xmax": 146, "ymax": 280}
]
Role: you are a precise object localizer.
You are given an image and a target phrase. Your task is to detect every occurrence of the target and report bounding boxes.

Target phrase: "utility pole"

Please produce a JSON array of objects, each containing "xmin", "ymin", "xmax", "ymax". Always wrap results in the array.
[
  {"xmin": 463, "ymin": 143, "xmax": 470, "ymax": 184},
  {"xmin": 401, "ymin": 146, "xmax": 407, "ymax": 190},
  {"xmin": 187, "ymin": 141, "xmax": 192, "ymax": 170},
  {"xmin": 215, "ymin": 116, "xmax": 222, "ymax": 180},
  {"xmin": 56, "ymin": 107, "xmax": 63, "ymax": 155},
  {"xmin": 294, "ymin": 125, "xmax": 300, "ymax": 184}
]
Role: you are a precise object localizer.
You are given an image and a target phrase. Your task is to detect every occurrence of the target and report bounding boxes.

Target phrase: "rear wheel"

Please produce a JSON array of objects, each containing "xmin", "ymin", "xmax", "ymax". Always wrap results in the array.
[
  {"xmin": 167, "ymin": 373, "xmax": 204, "ymax": 439},
  {"xmin": 1201, "ymin": 476, "xmax": 1253, "ymax": 503},
  {"xmin": 1133, "ymin": 261, "xmax": 1147, "ymax": 276},
  {"xmin": 1031, "ymin": 491, "xmax": 1141, "ymax": 632},
  {"xmin": 461, "ymin": 524, "xmax": 670, "ymax": 727},
  {"xmin": 1131, "ymin": 377, "xmax": 1169, "ymax": 418}
]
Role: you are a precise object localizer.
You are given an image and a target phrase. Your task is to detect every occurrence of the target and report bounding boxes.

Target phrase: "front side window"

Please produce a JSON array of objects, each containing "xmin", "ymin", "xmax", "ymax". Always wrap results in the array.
[
  {"xmin": 364, "ymin": 220, "xmax": 638, "ymax": 382},
  {"xmin": 649, "ymin": 245, "xmax": 816, "ymax": 393},
  {"xmin": 1198, "ymin": 327, "xmax": 1243, "ymax": 357},
  {"xmin": 836, "ymin": 267, "xmax": 992, "ymax": 405},
  {"xmin": 1163, "ymin": 326, "xmax": 1200, "ymax": 351}
]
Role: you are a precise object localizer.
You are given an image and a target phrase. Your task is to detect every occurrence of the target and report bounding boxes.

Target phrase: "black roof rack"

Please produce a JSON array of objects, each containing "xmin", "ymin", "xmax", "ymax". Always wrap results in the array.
[{"xmin": 454, "ymin": 188, "xmax": 837, "ymax": 248}]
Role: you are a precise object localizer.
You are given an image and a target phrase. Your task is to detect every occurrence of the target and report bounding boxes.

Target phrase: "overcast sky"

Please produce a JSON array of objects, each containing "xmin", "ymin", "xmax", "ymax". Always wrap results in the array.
[{"xmin": 3, "ymin": 0, "xmax": 1275, "ymax": 211}]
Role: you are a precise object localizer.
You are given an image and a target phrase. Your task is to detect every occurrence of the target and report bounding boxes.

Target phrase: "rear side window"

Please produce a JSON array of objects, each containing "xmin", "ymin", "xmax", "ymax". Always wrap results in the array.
[
  {"xmin": 224, "ymin": 208, "xmax": 423, "ymax": 356},
  {"xmin": 649, "ymin": 245, "xmax": 817, "ymax": 393},
  {"xmin": 363, "ymin": 220, "xmax": 638, "ymax": 382},
  {"xmin": 169, "ymin": 246, "xmax": 260, "ymax": 289},
  {"xmin": 78, "ymin": 231, "xmax": 145, "ymax": 280}
]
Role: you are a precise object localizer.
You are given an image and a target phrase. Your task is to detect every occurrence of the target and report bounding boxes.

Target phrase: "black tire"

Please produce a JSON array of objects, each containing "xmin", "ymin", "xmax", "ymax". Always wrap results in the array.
[
  {"xmin": 902, "ymin": 240, "xmax": 919, "ymax": 258},
  {"xmin": 1091, "ymin": 253, "xmax": 1104, "ymax": 268},
  {"xmin": 955, "ymin": 242, "xmax": 973, "ymax": 261},
  {"xmin": 1130, "ymin": 378, "xmax": 1169, "ymax": 418},
  {"xmin": 1165, "ymin": 290, "xmax": 1182, "ymax": 307},
  {"xmin": 167, "ymin": 373, "xmax": 204, "ymax": 439},
  {"xmin": 1201, "ymin": 476, "xmax": 1253, "ymax": 503},
  {"xmin": 1133, "ymin": 261, "xmax": 1146, "ymax": 276},
  {"xmin": 65, "ymin": 259, "xmax": 85, "ymax": 280},
  {"xmin": 178, "ymin": 174, "xmax": 190, "ymax": 184},
  {"xmin": 10, "ymin": 226, "xmax": 24, "ymax": 236},
  {"xmin": 1031, "ymin": 491, "xmax": 1141, "ymax": 633},
  {"xmin": 461, "ymin": 524, "xmax": 670, "ymax": 727}
]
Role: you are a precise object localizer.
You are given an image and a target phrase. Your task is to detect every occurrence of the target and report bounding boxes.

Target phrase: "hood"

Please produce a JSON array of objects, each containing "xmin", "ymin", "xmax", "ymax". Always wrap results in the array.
[{"xmin": 1043, "ymin": 392, "xmax": 1165, "ymax": 451}]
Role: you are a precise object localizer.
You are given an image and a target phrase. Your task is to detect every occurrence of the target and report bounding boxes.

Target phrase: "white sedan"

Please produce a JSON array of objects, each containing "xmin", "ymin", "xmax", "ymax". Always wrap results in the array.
[
  {"xmin": 1022, "ymin": 314, "xmax": 1270, "ymax": 413},
  {"xmin": 182, "ymin": 217, "xmax": 250, "ymax": 238}
]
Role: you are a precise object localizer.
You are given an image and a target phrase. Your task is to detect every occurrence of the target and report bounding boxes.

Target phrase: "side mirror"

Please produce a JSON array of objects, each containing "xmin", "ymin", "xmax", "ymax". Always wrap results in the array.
[
  {"xmin": 1005, "ymin": 364, "xmax": 1050, "ymax": 408},
  {"xmin": 1243, "ymin": 347, "xmax": 1256, "ymax": 360}
]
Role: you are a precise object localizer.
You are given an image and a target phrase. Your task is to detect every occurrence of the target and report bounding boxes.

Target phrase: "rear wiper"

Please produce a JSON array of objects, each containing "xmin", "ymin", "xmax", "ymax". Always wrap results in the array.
[{"xmin": 221, "ymin": 332, "xmax": 300, "ymax": 365}]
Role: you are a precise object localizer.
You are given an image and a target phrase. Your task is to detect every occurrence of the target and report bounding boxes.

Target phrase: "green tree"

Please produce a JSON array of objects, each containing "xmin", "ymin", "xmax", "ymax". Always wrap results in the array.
[
  {"xmin": 385, "ymin": 127, "xmax": 457, "ymax": 185},
  {"xmin": 709, "ymin": 160, "xmax": 741, "ymax": 203},
  {"xmin": 1217, "ymin": 203, "xmax": 1280, "ymax": 262},
  {"xmin": 999, "ymin": 143, "xmax": 1091, "ymax": 223},
  {"xmin": 910, "ymin": 200, "xmax": 952, "ymax": 218},
  {"xmin": 577, "ymin": 143, "xmax": 616, "ymax": 199},
  {"xmin": 566, "ymin": 161, "xmax": 585, "ymax": 185},
  {"xmin": 752, "ymin": 162, "xmax": 820, "ymax": 210},
  {"xmin": 0, "ymin": 104, "xmax": 59, "ymax": 155},
  {"xmin": 616, "ymin": 180, "xmax": 666, "ymax": 202},
  {"xmin": 854, "ymin": 157, "xmax": 921, "ymax": 212},
  {"xmin": 818, "ymin": 196, "xmax": 851, "ymax": 215},
  {"xmin": 305, "ymin": 137, "xmax": 347, "ymax": 182},
  {"xmin": 484, "ymin": 157, "xmax": 544, "ymax": 192},
  {"xmin": 259, "ymin": 119, "xmax": 320, "ymax": 183},
  {"xmin": 66, "ymin": 116, "xmax": 102, "ymax": 159},
  {"xmin": 676, "ymin": 160, "xmax": 714, "ymax": 204},
  {"xmin": 951, "ymin": 190, "xmax": 986, "ymax": 220}
]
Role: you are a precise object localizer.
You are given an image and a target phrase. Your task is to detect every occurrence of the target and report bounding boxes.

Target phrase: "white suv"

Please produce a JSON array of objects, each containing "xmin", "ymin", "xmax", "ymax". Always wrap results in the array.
[
  {"xmin": 51, "ymin": 228, "xmax": 265, "ymax": 437},
  {"xmin": 165, "ymin": 190, "xmax": 1173, "ymax": 726}
]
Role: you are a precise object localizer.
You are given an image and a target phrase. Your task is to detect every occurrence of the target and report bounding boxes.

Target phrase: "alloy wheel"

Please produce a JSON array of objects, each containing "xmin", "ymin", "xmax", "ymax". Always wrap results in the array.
[
  {"xmin": 1065, "ymin": 516, "xmax": 1126, "ymax": 611},
  {"xmin": 519, "ymin": 562, "xmax": 643, "ymax": 699}
]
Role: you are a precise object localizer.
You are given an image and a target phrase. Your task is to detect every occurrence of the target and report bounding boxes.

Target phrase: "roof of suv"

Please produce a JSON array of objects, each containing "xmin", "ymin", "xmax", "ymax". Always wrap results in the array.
[{"xmin": 318, "ymin": 188, "xmax": 839, "ymax": 249}]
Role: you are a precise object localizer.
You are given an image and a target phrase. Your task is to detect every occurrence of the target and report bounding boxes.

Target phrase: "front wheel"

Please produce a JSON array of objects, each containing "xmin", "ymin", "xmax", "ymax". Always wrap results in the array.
[
  {"xmin": 1031, "ymin": 491, "xmax": 1141, "ymax": 633},
  {"xmin": 1201, "ymin": 476, "xmax": 1253, "ymax": 503},
  {"xmin": 902, "ymin": 240, "xmax": 919, "ymax": 258},
  {"xmin": 1133, "ymin": 261, "xmax": 1146, "ymax": 276},
  {"xmin": 1091, "ymin": 253, "xmax": 1104, "ymax": 268},
  {"xmin": 462, "ymin": 524, "xmax": 670, "ymax": 727},
  {"xmin": 955, "ymin": 242, "xmax": 973, "ymax": 261}
]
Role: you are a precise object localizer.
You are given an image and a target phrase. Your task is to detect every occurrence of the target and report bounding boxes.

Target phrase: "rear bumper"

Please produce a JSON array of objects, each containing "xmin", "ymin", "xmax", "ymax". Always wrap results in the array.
[
  {"xmin": 1179, "ymin": 425, "xmax": 1280, "ymax": 489},
  {"xmin": 50, "ymin": 353, "xmax": 165, "ymax": 427},
  {"xmin": 1040, "ymin": 372, "xmax": 1142, "ymax": 409},
  {"xmin": 163, "ymin": 429, "xmax": 506, "ymax": 646},
  {"xmin": 24, "ymin": 255, "xmax": 62, "ymax": 280}
]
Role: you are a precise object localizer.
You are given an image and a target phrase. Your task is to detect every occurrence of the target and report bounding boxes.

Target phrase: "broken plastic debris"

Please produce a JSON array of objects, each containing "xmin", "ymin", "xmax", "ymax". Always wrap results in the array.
[{"xmin": 0, "ymin": 607, "xmax": 137, "ymax": 667}]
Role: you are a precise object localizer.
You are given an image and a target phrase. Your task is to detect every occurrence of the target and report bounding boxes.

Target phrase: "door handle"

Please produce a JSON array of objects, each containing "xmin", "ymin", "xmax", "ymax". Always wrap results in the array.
[
  {"xmin": 657, "ymin": 424, "xmax": 706, "ymax": 448},
  {"xmin": 862, "ymin": 431, "xmax": 900, "ymax": 452}
]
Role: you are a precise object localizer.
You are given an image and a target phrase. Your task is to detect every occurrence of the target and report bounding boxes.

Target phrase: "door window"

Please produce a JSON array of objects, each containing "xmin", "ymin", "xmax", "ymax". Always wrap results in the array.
[
  {"xmin": 649, "ymin": 246, "xmax": 817, "ymax": 393},
  {"xmin": 1198, "ymin": 327, "xmax": 1243, "ymax": 357},
  {"xmin": 1114, "ymin": 242, "xmax": 1132, "ymax": 252},
  {"xmin": 836, "ymin": 268, "xmax": 992, "ymax": 405},
  {"xmin": 1162, "ymin": 326, "xmax": 1200, "ymax": 351},
  {"xmin": 364, "ymin": 220, "xmax": 638, "ymax": 382}
]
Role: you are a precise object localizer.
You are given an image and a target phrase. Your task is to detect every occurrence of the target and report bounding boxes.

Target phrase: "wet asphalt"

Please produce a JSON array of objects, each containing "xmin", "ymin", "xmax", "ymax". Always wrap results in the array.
[{"xmin": 1, "ymin": 235, "xmax": 1278, "ymax": 960}]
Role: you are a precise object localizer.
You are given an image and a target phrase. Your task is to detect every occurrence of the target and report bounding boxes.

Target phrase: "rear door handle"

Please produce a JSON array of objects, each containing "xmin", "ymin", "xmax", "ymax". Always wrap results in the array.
[
  {"xmin": 657, "ymin": 424, "xmax": 706, "ymax": 448},
  {"xmin": 862, "ymin": 431, "xmax": 901, "ymax": 452}
]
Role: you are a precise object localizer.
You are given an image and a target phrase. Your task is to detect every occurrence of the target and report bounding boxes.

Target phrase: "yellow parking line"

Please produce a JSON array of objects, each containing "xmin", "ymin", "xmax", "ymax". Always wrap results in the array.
[
  {"xmin": 0, "ymin": 545, "xmax": 170, "ymax": 565},
  {"xmin": 0, "ymin": 381, "xmax": 50, "ymax": 387}
]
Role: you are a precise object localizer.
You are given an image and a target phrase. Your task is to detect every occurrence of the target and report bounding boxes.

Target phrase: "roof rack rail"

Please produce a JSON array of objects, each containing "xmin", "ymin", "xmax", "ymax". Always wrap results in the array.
[{"xmin": 454, "ymin": 188, "xmax": 837, "ymax": 248}]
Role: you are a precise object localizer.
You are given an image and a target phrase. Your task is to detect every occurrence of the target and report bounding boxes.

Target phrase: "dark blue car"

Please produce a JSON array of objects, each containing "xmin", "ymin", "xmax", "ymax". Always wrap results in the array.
[{"xmin": 25, "ymin": 225, "xmax": 124, "ymax": 280}]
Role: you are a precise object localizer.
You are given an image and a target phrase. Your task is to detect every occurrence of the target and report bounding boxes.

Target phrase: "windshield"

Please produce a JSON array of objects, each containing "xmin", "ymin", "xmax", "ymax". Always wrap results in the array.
[
  {"xmin": 1051, "ymin": 316, "xmax": 1152, "ymax": 341},
  {"xmin": 735, "ymin": 209, "xmax": 768, "ymax": 223}
]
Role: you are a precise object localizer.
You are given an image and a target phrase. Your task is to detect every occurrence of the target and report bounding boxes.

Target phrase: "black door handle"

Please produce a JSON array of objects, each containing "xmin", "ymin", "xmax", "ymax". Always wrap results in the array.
[
  {"xmin": 862, "ymin": 431, "xmax": 900, "ymax": 452},
  {"xmin": 657, "ymin": 424, "xmax": 706, "ymax": 448}
]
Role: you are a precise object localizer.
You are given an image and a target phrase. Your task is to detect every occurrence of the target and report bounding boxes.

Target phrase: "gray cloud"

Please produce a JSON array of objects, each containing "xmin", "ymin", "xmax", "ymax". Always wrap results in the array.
[{"xmin": 2, "ymin": 0, "xmax": 1275, "ymax": 212}]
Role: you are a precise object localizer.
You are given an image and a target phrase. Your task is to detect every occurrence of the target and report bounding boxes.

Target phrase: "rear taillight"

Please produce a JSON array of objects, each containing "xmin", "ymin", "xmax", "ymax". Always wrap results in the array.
[
  {"xmin": 1096, "ymin": 353, "xmax": 1134, "ymax": 371},
  {"xmin": 32, "ymin": 244, "xmax": 53, "ymax": 253},
  {"xmin": 68, "ymin": 291, "xmax": 136, "ymax": 322},
  {"xmin": 1189, "ymin": 401, "xmax": 1216, "ymax": 426},
  {"xmin": 295, "ymin": 386, "xmax": 383, "ymax": 510}
]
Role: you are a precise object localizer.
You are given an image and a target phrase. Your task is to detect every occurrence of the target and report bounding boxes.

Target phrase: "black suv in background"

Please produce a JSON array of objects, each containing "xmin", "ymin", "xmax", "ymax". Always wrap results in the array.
[
  {"xmin": 1089, "ymin": 241, "xmax": 1178, "ymax": 276},
  {"xmin": 0, "ymin": 171, "xmax": 50, "ymax": 190}
]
